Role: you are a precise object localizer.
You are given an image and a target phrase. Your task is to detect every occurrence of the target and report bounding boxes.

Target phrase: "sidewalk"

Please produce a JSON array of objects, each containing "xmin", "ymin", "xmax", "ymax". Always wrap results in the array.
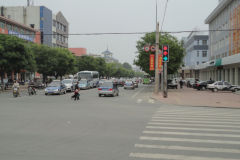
[{"xmin": 152, "ymin": 87, "xmax": 240, "ymax": 108}]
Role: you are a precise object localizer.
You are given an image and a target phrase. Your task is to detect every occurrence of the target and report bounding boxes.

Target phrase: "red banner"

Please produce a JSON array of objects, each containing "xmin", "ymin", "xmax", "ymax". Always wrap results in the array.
[
  {"xmin": 158, "ymin": 54, "xmax": 163, "ymax": 71},
  {"xmin": 149, "ymin": 54, "xmax": 155, "ymax": 71}
]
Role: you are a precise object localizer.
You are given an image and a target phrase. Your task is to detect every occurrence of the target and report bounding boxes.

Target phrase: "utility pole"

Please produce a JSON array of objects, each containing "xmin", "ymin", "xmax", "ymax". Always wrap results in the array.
[{"xmin": 154, "ymin": 22, "xmax": 160, "ymax": 94}]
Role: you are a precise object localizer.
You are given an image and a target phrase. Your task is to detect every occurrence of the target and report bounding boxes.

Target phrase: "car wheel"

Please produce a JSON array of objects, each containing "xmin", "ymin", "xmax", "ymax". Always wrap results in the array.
[
  {"xmin": 99, "ymin": 94, "xmax": 101, "ymax": 97},
  {"xmin": 117, "ymin": 93, "xmax": 119, "ymax": 96},
  {"xmin": 213, "ymin": 88, "xmax": 218, "ymax": 92},
  {"xmin": 234, "ymin": 88, "xmax": 238, "ymax": 92},
  {"xmin": 45, "ymin": 93, "xmax": 48, "ymax": 96},
  {"xmin": 202, "ymin": 86, "xmax": 206, "ymax": 90}
]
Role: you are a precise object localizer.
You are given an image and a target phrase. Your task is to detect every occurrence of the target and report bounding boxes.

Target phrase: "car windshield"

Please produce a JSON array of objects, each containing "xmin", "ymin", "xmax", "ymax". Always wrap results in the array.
[
  {"xmin": 48, "ymin": 82, "xmax": 60, "ymax": 87},
  {"xmin": 101, "ymin": 82, "xmax": 113, "ymax": 88},
  {"xmin": 62, "ymin": 80, "xmax": 72, "ymax": 84},
  {"xmin": 79, "ymin": 80, "xmax": 87, "ymax": 84}
]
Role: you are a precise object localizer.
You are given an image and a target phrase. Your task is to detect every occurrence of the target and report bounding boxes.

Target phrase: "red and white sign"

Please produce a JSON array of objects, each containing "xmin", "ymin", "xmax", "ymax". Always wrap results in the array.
[
  {"xmin": 150, "ymin": 45, "xmax": 156, "ymax": 52},
  {"xmin": 144, "ymin": 45, "xmax": 150, "ymax": 52},
  {"xmin": 149, "ymin": 54, "xmax": 155, "ymax": 71}
]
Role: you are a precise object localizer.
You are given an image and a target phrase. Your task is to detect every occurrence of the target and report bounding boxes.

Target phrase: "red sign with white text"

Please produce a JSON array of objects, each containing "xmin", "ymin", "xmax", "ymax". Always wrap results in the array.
[{"xmin": 149, "ymin": 54, "xmax": 155, "ymax": 71}]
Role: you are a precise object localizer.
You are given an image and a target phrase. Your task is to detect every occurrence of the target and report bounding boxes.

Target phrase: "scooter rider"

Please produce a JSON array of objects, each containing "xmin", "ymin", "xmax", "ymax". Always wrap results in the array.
[{"xmin": 12, "ymin": 80, "xmax": 20, "ymax": 97}]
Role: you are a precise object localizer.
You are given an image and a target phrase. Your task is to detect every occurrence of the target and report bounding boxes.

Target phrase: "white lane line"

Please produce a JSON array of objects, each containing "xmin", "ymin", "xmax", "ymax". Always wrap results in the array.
[
  {"xmin": 131, "ymin": 87, "xmax": 145, "ymax": 99},
  {"xmin": 143, "ymin": 131, "xmax": 240, "ymax": 138},
  {"xmin": 134, "ymin": 144, "xmax": 240, "ymax": 154},
  {"xmin": 140, "ymin": 136, "xmax": 240, "ymax": 145},
  {"xmin": 152, "ymin": 117, "xmax": 240, "ymax": 122},
  {"xmin": 156, "ymin": 111, "xmax": 240, "ymax": 115},
  {"xmin": 148, "ymin": 122, "xmax": 240, "ymax": 129},
  {"xmin": 153, "ymin": 114, "xmax": 240, "ymax": 119},
  {"xmin": 151, "ymin": 119, "xmax": 240, "ymax": 125},
  {"xmin": 146, "ymin": 126, "xmax": 240, "ymax": 133},
  {"xmin": 129, "ymin": 153, "xmax": 240, "ymax": 160}
]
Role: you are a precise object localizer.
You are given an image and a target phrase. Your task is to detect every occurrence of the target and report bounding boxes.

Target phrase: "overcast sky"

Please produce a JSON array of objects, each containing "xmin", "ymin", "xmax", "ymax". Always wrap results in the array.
[{"xmin": 1, "ymin": 0, "xmax": 218, "ymax": 65}]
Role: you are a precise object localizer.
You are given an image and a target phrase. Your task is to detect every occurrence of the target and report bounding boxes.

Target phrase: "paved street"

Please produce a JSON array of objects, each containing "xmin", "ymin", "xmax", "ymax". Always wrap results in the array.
[{"xmin": 1, "ymin": 85, "xmax": 240, "ymax": 160}]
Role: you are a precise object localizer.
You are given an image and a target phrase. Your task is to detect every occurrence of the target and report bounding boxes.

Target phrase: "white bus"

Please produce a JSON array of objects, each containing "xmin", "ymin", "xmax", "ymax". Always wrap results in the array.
[{"xmin": 77, "ymin": 71, "xmax": 99, "ymax": 87}]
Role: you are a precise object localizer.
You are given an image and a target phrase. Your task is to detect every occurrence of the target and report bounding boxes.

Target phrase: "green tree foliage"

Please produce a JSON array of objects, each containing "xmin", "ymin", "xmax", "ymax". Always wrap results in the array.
[
  {"xmin": 122, "ymin": 62, "xmax": 132, "ymax": 70},
  {"xmin": 135, "ymin": 33, "xmax": 184, "ymax": 76},
  {"xmin": 0, "ymin": 34, "xmax": 36, "ymax": 84}
]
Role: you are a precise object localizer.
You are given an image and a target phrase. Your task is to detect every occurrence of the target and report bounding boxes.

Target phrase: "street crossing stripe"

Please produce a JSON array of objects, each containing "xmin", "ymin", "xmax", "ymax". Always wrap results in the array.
[
  {"xmin": 148, "ymin": 122, "xmax": 240, "ymax": 129},
  {"xmin": 143, "ymin": 131, "xmax": 240, "ymax": 138},
  {"xmin": 146, "ymin": 126, "xmax": 240, "ymax": 133},
  {"xmin": 140, "ymin": 136, "xmax": 240, "ymax": 145},
  {"xmin": 152, "ymin": 117, "xmax": 240, "ymax": 122},
  {"xmin": 151, "ymin": 119, "xmax": 240, "ymax": 125},
  {"xmin": 129, "ymin": 153, "xmax": 240, "ymax": 160},
  {"xmin": 156, "ymin": 110, "xmax": 239, "ymax": 115},
  {"xmin": 134, "ymin": 144, "xmax": 240, "ymax": 154}
]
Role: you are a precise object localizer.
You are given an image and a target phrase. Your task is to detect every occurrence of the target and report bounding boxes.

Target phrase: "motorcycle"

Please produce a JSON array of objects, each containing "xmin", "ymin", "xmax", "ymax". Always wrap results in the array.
[
  {"xmin": 13, "ymin": 87, "xmax": 19, "ymax": 97},
  {"xmin": 28, "ymin": 86, "xmax": 36, "ymax": 96}
]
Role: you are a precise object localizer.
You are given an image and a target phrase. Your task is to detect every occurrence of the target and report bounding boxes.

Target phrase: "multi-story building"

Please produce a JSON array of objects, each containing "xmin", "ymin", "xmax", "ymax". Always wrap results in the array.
[
  {"xmin": 69, "ymin": 48, "xmax": 87, "ymax": 57},
  {"xmin": 1, "ymin": 6, "xmax": 69, "ymax": 48},
  {"xmin": 0, "ymin": 15, "xmax": 41, "ymax": 81},
  {"xmin": 199, "ymin": 0, "xmax": 240, "ymax": 85},
  {"xmin": 182, "ymin": 32, "xmax": 209, "ymax": 78},
  {"xmin": 52, "ymin": 12, "xmax": 68, "ymax": 48}
]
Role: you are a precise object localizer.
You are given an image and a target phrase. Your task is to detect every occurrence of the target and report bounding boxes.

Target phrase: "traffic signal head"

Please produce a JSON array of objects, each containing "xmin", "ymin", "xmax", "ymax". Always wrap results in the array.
[{"xmin": 162, "ymin": 45, "xmax": 169, "ymax": 62}]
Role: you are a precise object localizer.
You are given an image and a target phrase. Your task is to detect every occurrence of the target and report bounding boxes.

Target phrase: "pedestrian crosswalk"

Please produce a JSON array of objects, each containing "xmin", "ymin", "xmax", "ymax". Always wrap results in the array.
[{"xmin": 129, "ymin": 106, "xmax": 240, "ymax": 160}]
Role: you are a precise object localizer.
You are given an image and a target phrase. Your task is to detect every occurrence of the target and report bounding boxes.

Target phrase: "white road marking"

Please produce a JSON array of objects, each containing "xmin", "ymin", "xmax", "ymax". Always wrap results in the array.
[
  {"xmin": 134, "ymin": 144, "xmax": 240, "ymax": 154},
  {"xmin": 140, "ymin": 136, "xmax": 240, "ymax": 145},
  {"xmin": 143, "ymin": 130, "xmax": 240, "ymax": 138},
  {"xmin": 131, "ymin": 87, "xmax": 145, "ymax": 99},
  {"xmin": 151, "ymin": 119, "xmax": 240, "ymax": 125},
  {"xmin": 148, "ymin": 99, "xmax": 155, "ymax": 104},
  {"xmin": 137, "ymin": 99, "xmax": 143, "ymax": 103},
  {"xmin": 153, "ymin": 114, "xmax": 240, "ymax": 119},
  {"xmin": 152, "ymin": 117, "xmax": 240, "ymax": 122},
  {"xmin": 148, "ymin": 122, "xmax": 240, "ymax": 129},
  {"xmin": 146, "ymin": 126, "xmax": 240, "ymax": 132},
  {"xmin": 129, "ymin": 153, "xmax": 240, "ymax": 160}
]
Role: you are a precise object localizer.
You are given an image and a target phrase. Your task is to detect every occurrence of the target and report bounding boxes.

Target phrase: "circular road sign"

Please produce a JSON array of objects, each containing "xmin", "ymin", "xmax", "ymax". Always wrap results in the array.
[{"xmin": 144, "ymin": 45, "xmax": 150, "ymax": 52}]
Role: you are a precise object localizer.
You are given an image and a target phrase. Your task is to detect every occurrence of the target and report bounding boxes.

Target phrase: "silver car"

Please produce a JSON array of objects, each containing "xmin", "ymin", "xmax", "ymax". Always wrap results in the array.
[
  {"xmin": 98, "ymin": 81, "xmax": 119, "ymax": 97},
  {"xmin": 124, "ymin": 81, "xmax": 135, "ymax": 90},
  {"xmin": 62, "ymin": 79, "xmax": 74, "ymax": 92}
]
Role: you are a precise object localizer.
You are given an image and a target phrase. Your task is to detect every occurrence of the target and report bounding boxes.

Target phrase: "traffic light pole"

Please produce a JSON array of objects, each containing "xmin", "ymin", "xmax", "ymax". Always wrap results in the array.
[
  {"xmin": 163, "ymin": 62, "xmax": 168, "ymax": 98},
  {"xmin": 154, "ymin": 22, "xmax": 160, "ymax": 94}
]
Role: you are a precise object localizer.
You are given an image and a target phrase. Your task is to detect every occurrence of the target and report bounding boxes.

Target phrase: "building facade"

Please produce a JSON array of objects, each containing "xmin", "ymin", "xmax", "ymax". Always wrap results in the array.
[
  {"xmin": 182, "ymin": 32, "xmax": 209, "ymax": 78},
  {"xmin": 0, "ymin": 15, "xmax": 41, "ymax": 81},
  {"xmin": 199, "ymin": 0, "xmax": 240, "ymax": 85},
  {"xmin": 2, "ymin": 6, "xmax": 68, "ymax": 48},
  {"xmin": 52, "ymin": 12, "xmax": 68, "ymax": 48}
]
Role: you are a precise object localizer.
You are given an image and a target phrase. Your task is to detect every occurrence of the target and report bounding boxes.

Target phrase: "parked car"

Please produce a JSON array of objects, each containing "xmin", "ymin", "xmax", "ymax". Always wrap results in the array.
[
  {"xmin": 45, "ymin": 80, "xmax": 66, "ymax": 95},
  {"xmin": 78, "ymin": 79, "xmax": 90, "ymax": 89},
  {"xmin": 207, "ymin": 81, "xmax": 234, "ymax": 92},
  {"xmin": 98, "ymin": 81, "xmax": 119, "ymax": 97},
  {"xmin": 124, "ymin": 80, "xmax": 135, "ymax": 90},
  {"xmin": 167, "ymin": 79, "xmax": 178, "ymax": 89},
  {"xmin": 195, "ymin": 80, "xmax": 215, "ymax": 90},
  {"xmin": 230, "ymin": 85, "xmax": 240, "ymax": 92},
  {"xmin": 62, "ymin": 79, "xmax": 74, "ymax": 92}
]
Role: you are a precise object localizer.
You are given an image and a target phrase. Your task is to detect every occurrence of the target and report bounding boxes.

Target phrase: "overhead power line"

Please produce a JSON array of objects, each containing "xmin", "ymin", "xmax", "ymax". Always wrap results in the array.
[
  {"xmin": 161, "ymin": 0, "xmax": 169, "ymax": 31},
  {"xmin": 11, "ymin": 28, "xmax": 240, "ymax": 36}
]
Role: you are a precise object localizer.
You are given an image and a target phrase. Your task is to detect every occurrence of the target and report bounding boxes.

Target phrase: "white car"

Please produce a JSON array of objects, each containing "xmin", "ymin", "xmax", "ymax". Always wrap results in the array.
[
  {"xmin": 207, "ymin": 81, "xmax": 231, "ymax": 92},
  {"xmin": 62, "ymin": 79, "xmax": 74, "ymax": 92}
]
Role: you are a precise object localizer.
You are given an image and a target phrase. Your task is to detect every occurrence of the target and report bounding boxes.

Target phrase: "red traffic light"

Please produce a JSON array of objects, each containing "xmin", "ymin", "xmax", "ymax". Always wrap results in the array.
[
  {"xmin": 163, "ymin": 46, "xmax": 168, "ymax": 50},
  {"xmin": 163, "ymin": 51, "xmax": 168, "ymax": 56}
]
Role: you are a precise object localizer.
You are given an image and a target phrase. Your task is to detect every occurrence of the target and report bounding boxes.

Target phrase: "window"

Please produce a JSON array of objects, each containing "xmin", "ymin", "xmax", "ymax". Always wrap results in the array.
[
  {"xmin": 202, "ymin": 40, "xmax": 207, "ymax": 45},
  {"xmin": 0, "ymin": 21, "xmax": 5, "ymax": 29},
  {"xmin": 64, "ymin": 26, "xmax": 66, "ymax": 32},
  {"xmin": 202, "ymin": 51, "xmax": 207, "ymax": 57},
  {"xmin": 197, "ymin": 40, "xmax": 200, "ymax": 45},
  {"xmin": 7, "ymin": 24, "xmax": 12, "ymax": 30},
  {"xmin": 202, "ymin": 61, "xmax": 206, "ymax": 64},
  {"xmin": 197, "ymin": 51, "xmax": 199, "ymax": 57},
  {"xmin": 53, "ymin": 20, "xmax": 56, "ymax": 27},
  {"xmin": 53, "ymin": 32, "xmax": 56, "ymax": 39},
  {"xmin": 197, "ymin": 61, "xmax": 199, "ymax": 65}
]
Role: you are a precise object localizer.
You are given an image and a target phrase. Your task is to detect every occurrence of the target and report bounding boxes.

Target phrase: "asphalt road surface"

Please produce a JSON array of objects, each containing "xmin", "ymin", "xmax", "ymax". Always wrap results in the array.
[{"xmin": 0, "ymin": 85, "xmax": 240, "ymax": 160}]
